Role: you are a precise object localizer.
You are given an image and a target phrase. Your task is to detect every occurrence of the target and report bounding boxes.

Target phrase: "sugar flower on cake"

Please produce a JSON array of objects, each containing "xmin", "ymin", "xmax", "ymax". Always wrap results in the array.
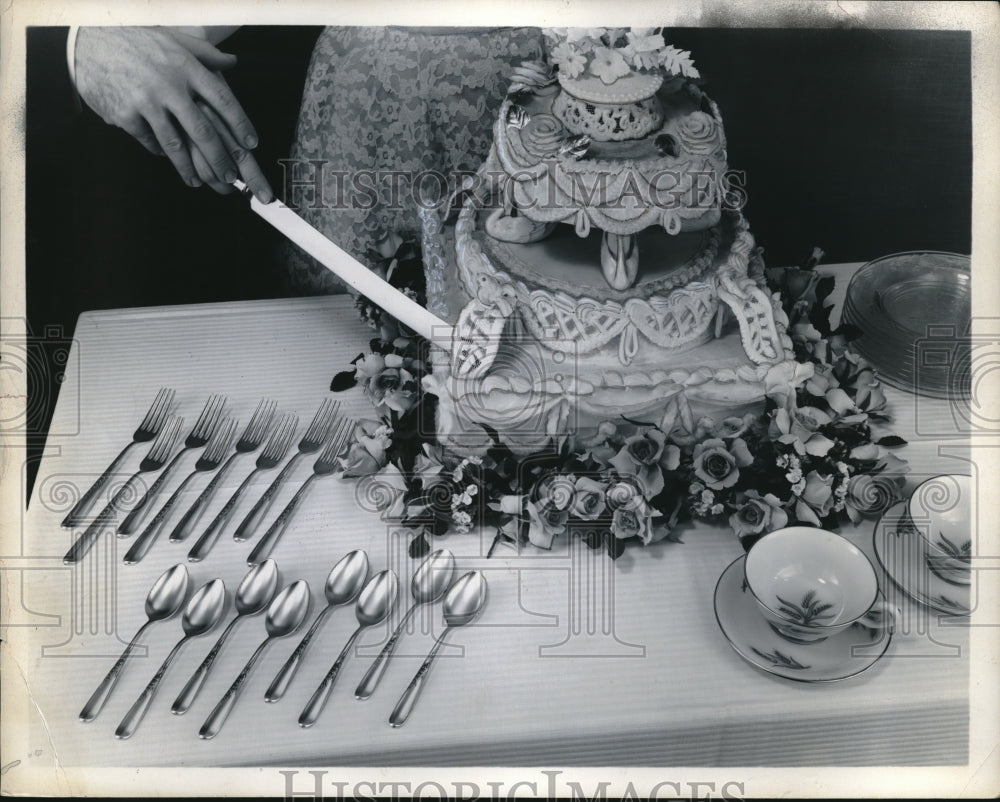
[
  {"xmin": 589, "ymin": 46, "xmax": 632, "ymax": 84},
  {"xmin": 542, "ymin": 27, "xmax": 699, "ymax": 80},
  {"xmin": 622, "ymin": 28, "xmax": 666, "ymax": 70},
  {"xmin": 549, "ymin": 42, "xmax": 587, "ymax": 79},
  {"xmin": 691, "ymin": 437, "xmax": 753, "ymax": 491}
]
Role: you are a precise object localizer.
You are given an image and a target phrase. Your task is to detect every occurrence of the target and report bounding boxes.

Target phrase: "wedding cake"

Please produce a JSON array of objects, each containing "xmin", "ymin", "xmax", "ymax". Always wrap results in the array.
[{"xmin": 420, "ymin": 28, "xmax": 799, "ymax": 454}]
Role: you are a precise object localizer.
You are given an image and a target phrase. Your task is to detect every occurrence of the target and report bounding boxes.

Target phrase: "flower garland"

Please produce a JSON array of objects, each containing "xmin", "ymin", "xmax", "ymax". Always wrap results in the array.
[{"xmin": 333, "ymin": 244, "xmax": 908, "ymax": 559}]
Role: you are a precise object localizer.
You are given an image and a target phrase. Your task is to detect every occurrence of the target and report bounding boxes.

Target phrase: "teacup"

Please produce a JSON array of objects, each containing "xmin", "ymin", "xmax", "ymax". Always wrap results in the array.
[
  {"xmin": 744, "ymin": 527, "xmax": 896, "ymax": 644},
  {"xmin": 907, "ymin": 474, "xmax": 972, "ymax": 585}
]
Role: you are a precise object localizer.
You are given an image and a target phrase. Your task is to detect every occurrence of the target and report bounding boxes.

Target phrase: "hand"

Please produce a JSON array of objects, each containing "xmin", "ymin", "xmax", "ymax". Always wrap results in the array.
[{"xmin": 74, "ymin": 26, "xmax": 272, "ymax": 201}]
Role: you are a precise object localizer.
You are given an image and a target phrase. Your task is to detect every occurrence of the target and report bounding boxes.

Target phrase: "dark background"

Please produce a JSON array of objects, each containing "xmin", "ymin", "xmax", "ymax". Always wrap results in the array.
[{"xmin": 23, "ymin": 26, "xmax": 971, "ymax": 501}]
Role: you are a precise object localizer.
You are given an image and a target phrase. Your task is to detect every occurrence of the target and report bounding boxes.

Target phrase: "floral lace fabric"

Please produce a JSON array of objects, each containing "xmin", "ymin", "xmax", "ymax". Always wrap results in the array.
[{"xmin": 283, "ymin": 26, "xmax": 545, "ymax": 294}]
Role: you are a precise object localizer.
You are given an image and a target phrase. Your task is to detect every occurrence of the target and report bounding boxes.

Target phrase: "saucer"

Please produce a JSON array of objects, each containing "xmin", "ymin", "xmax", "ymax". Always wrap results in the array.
[
  {"xmin": 714, "ymin": 556, "xmax": 891, "ymax": 682},
  {"xmin": 872, "ymin": 501, "xmax": 971, "ymax": 616}
]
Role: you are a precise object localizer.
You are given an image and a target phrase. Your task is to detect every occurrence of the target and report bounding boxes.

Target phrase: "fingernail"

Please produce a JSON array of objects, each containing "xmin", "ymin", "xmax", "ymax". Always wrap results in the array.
[
  {"xmin": 225, "ymin": 170, "xmax": 238, "ymax": 183},
  {"xmin": 188, "ymin": 176, "xmax": 203, "ymax": 188},
  {"xmin": 259, "ymin": 189, "xmax": 273, "ymax": 204},
  {"xmin": 245, "ymin": 134, "xmax": 258, "ymax": 149}
]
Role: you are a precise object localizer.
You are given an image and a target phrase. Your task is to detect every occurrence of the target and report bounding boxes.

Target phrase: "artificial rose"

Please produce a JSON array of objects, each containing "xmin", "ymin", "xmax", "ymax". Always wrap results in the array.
[
  {"xmin": 790, "ymin": 320, "xmax": 827, "ymax": 362},
  {"xmin": 571, "ymin": 476, "xmax": 607, "ymax": 520},
  {"xmin": 824, "ymin": 387, "xmax": 857, "ymax": 417},
  {"xmin": 763, "ymin": 360, "xmax": 815, "ymax": 409},
  {"xmin": 692, "ymin": 437, "xmax": 753, "ymax": 491},
  {"xmin": 339, "ymin": 420, "xmax": 393, "ymax": 478},
  {"xmin": 789, "ymin": 405, "xmax": 832, "ymax": 442},
  {"xmin": 608, "ymin": 428, "xmax": 680, "ymax": 497},
  {"xmin": 717, "ymin": 414, "xmax": 755, "ymax": 440},
  {"xmin": 356, "ymin": 352, "xmax": 419, "ymax": 415},
  {"xmin": 667, "ymin": 416, "xmax": 718, "ymax": 448},
  {"xmin": 797, "ymin": 470, "xmax": 835, "ymax": 520},
  {"xmin": 728, "ymin": 490, "xmax": 789, "ymax": 539},
  {"xmin": 844, "ymin": 472, "xmax": 904, "ymax": 524},
  {"xmin": 610, "ymin": 495, "xmax": 656, "ymax": 543},
  {"xmin": 526, "ymin": 486, "xmax": 572, "ymax": 549},
  {"xmin": 805, "ymin": 363, "xmax": 840, "ymax": 397}
]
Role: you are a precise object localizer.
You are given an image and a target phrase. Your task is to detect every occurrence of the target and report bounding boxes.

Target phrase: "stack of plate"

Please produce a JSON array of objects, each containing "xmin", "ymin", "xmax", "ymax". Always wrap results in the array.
[{"xmin": 842, "ymin": 251, "xmax": 971, "ymax": 399}]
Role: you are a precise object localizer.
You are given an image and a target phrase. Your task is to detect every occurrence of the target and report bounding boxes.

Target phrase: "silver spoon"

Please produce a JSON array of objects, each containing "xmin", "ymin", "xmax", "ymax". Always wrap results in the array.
[
  {"xmin": 199, "ymin": 580, "xmax": 310, "ymax": 739},
  {"xmin": 389, "ymin": 571, "xmax": 487, "ymax": 728},
  {"xmin": 265, "ymin": 550, "xmax": 369, "ymax": 702},
  {"xmin": 298, "ymin": 570, "xmax": 398, "ymax": 728},
  {"xmin": 79, "ymin": 564, "xmax": 189, "ymax": 722},
  {"xmin": 355, "ymin": 549, "xmax": 455, "ymax": 700},
  {"xmin": 115, "ymin": 579, "xmax": 226, "ymax": 738},
  {"xmin": 172, "ymin": 559, "xmax": 279, "ymax": 714}
]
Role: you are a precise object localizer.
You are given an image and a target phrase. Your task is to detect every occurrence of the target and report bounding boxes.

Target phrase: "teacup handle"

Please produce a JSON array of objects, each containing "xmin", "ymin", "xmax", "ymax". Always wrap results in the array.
[{"xmin": 858, "ymin": 599, "xmax": 898, "ymax": 633}]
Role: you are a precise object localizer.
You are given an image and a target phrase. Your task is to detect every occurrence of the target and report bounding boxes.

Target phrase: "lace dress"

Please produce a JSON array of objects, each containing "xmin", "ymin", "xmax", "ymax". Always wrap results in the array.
[{"xmin": 284, "ymin": 26, "xmax": 545, "ymax": 294}]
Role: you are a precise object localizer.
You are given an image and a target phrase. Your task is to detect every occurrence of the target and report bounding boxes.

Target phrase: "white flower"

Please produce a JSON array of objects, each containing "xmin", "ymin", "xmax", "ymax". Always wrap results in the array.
[{"xmin": 589, "ymin": 46, "xmax": 631, "ymax": 84}]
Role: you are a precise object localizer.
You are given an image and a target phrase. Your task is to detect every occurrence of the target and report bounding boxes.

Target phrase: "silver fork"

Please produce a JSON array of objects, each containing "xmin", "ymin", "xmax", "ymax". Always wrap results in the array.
[
  {"xmin": 63, "ymin": 417, "xmax": 183, "ymax": 564},
  {"xmin": 124, "ymin": 418, "xmax": 238, "ymax": 565},
  {"xmin": 117, "ymin": 394, "xmax": 227, "ymax": 536},
  {"xmin": 62, "ymin": 388, "xmax": 175, "ymax": 528},
  {"xmin": 233, "ymin": 398, "xmax": 340, "ymax": 543},
  {"xmin": 169, "ymin": 399, "xmax": 277, "ymax": 543},
  {"xmin": 187, "ymin": 413, "xmax": 298, "ymax": 562},
  {"xmin": 246, "ymin": 417, "xmax": 356, "ymax": 566}
]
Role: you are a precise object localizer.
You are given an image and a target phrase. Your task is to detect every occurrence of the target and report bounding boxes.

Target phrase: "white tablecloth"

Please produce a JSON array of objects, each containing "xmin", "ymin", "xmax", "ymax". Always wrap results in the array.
[{"xmin": 5, "ymin": 272, "xmax": 975, "ymax": 772}]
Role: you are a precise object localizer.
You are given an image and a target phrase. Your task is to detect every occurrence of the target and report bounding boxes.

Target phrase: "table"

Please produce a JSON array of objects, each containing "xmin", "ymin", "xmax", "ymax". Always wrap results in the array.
[{"xmin": 4, "ymin": 271, "xmax": 974, "ymax": 773}]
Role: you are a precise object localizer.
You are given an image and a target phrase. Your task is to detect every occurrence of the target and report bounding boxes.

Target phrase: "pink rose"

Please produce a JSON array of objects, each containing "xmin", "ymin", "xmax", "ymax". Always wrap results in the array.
[
  {"xmin": 610, "ymin": 496, "xmax": 655, "ymax": 544},
  {"xmin": 339, "ymin": 420, "xmax": 393, "ymax": 478},
  {"xmin": 729, "ymin": 490, "xmax": 788, "ymax": 540},
  {"xmin": 356, "ymin": 353, "xmax": 418, "ymax": 415},
  {"xmin": 691, "ymin": 437, "xmax": 753, "ymax": 491},
  {"xmin": 795, "ymin": 470, "xmax": 835, "ymax": 524},
  {"xmin": 608, "ymin": 429, "xmax": 680, "ymax": 497},
  {"xmin": 571, "ymin": 476, "xmax": 607, "ymax": 520}
]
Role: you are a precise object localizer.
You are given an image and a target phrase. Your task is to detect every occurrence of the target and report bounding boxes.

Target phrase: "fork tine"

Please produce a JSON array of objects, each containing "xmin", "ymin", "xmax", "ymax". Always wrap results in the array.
[
  {"xmin": 140, "ymin": 387, "xmax": 175, "ymax": 432},
  {"xmin": 246, "ymin": 399, "xmax": 276, "ymax": 443},
  {"xmin": 318, "ymin": 417, "xmax": 351, "ymax": 462},
  {"xmin": 264, "ymin": 414, "xmax": 298, "ymax": 460},
  {"xmin": 193, "ymin": 394, "xmax": 227, "ymax": 439},
  {"xmin": 207, "ymin": 418, "xmax": 238, "ymax": 461},
  {"xmin": 305, "ymin": 398, "xmax": 339, "ymax": 441},
  {"xmin": 150, "ymin": 417, "xmax": 183, "ymax": 462}
]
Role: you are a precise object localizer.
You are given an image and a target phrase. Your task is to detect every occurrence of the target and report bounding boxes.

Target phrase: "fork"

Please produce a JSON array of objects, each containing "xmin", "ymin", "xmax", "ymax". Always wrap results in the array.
[
  {"xmin": 233, "ymin": 398, "xmax": 340, "ymax": 543},
  {"xmin": 63, "ymin": 417, "xmax": 183, "ymax": 564},
  {"xmin": 187, "ymin": 413, "xmax": 298, "ymax": 562},
  {"xmin": 168, "ymin": 399, "xmax": 276, "ymax": 543},
  {"xmin": 117, "ymin": 394, "xmax": 227, "ymax": 536},
  {"xmin": 61, "ymin": 388, "xmax": 175, "ymax": 528},
  {"xmin": 246, "ymin": 417, "xmax": 356, "ymax": 566},
  {"xmin": 123, "ymin": 418, "xmax": 238, "ymax": 565}
]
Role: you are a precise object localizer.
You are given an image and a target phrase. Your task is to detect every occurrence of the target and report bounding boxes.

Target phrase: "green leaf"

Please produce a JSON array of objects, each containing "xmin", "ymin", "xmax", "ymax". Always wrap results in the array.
[
  {"xmin": 330, "ymin": 370, "xmax": 357, "ymax": 392},
  {"xmin": 876, "ymin": 435, "xmax": 908, "ymax": 447}
]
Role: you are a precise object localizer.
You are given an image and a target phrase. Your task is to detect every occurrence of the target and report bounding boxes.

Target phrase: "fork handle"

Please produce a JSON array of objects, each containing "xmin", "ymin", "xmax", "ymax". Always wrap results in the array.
[
  {"xmin": 170, "ymin": 454, "xmax": 238, "ymax": 543},
  {"xmin": 117, "ymin": 451, "xmax": 186, "ymax": 536},
  {"xmin": 63, "ymin": 476, "xmax": 136, "ymax": 564},
  {"xmin": 189, "ymin": 470, "xmax": 259, "ymax": 560},
  {"xmin": 233, "ymin": 454, "xmax": 301, "ymax": 542},
  {"xmin": 124, "ymin": 474, "xmax": 194, "ymax": 565},
  {"xmin": 61, "ymin": 441, "xmax": 135, "ymax": 528},
  {"xmin": 246, "ymin": 475, "xmax": 316, "ymax": 566}
]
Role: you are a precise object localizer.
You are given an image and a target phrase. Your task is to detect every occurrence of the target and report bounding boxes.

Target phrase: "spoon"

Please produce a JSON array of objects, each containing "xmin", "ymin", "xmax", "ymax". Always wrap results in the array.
[
  {"xmin": 79, "ymin": 564, "xmax": 189, "ymax": 722},
  {"xmin": 388, "ymin": 571, "xmax": 487, "ymax": 728},
  {"xmin": 298, "ymin": 570, "xmax": 398, "ymax": 728},
  {"xmin": 199, "ymin": 579, "xmax": 310, "ymax": 739},
  {"xmin": 265, "ymin": 550, "xmax": 369, "ymax": 702},
  {"xmin": 355, "ymin": 549, "xmax": 455, "ymax": 700},
  {"xmin": 114, "ymin": 579, "xmax": 226, "ymax": 738},
  {"xmin": 172, "ymin": 559, "xmax": 279, "ymax": 714}
]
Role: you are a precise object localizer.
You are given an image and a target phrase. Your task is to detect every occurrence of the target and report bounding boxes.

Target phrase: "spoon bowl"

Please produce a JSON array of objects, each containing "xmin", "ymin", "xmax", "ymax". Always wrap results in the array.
[
  {"xmin": 355, "ymin": 550, "xmax": 454, "ymax": 701},
  {"xmin": 115, "ymin": 578, "xmax": 226, "ymax": 739},
  {"xmin": 79, "ymin": 563, "xmax": 189, "ymax": 722},
  {"xmin": 265, "ymin": 550, "xmax": 370, "ymax": 702},
  {"xmin": 172, "ymin": 560, "xmax": 278, "ymax": 715}
]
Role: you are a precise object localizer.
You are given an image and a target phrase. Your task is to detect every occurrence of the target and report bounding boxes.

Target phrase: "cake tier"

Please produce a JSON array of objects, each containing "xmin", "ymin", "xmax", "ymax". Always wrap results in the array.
[
  {"xmin": 426, "ymin": 202, "xmax": 762, "ymax": 367},
  {"xmin": 487, "ymin": 82, "xmax": 728, "ymax": 237}
]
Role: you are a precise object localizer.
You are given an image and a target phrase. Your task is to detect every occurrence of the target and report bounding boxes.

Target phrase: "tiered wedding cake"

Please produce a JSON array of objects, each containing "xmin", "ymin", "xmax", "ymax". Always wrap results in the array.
[{"xmin": 421, "ymin": 29, "xmax": 799, "ymax": 453}]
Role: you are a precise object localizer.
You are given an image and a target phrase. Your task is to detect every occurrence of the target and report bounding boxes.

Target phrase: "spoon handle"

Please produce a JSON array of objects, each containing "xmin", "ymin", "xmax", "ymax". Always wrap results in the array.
[
  {"xmin": 234, "ymin": 455, "xmax": 300, "ymax": 542},
  {"xmin": 199, "ymin": 637, "xmax": 270, "ymax": 739},
  {"xmin": 388, "ymin": 629, "xmax": 450, "ymax": 728},
  {"xmin": 115, "ymin": 636, "xmax": 187, "ymax": 739},
  {"xmin": 190, "ymin": 469, "xmax": 259, "ymax": 559},
  {"xmin": 265, "ymin": 604, "xmax": 331, "ymax": 703},
  {"xmin": 170, "ymin": 454, "xmax": 237, "ymax": 543},
  {"xmin": 172, "ymin": 616, "xmax": 240, "ymax": 714},
  {"xmin": 61, "ymin": 441, "xmax": 135, "ymax": 528},
  {"xmin": 246, "ymin": 475, "xmax": 316, "ymax": 566},
  {"xmin": 124, "ymin": 474, "xmax": 195, "ymax": 564},
  {"xmin": 79, "ymin": 620, "xmax": 152, "ymax": 721},
  {"xmin": 62, "ymin": 485, "xmax": 128, "ymax": 565},
  {"xmin": 298, "ymin": 626, "xmax": 363, "ymax": 728},
  {"xmin": 355, "ymin": 605, "xmax": 417, "ymax": 700}
]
